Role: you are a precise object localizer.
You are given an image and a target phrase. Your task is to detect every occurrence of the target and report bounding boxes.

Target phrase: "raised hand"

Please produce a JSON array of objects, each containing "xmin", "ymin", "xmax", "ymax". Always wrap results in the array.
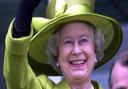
[
  {"xmin": 13, "ymin": 0, "xmax": 42, "ymax": 38},
  {"xmin": 20, "ymin": 0, "xmax": 42, "ymax": 8}
]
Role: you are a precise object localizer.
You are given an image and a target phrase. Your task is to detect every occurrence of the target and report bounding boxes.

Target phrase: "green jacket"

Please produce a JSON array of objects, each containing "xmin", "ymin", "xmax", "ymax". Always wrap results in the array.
[{"xmin": 3, "ymin": 20, "xmax": 103, "ymax": 89}]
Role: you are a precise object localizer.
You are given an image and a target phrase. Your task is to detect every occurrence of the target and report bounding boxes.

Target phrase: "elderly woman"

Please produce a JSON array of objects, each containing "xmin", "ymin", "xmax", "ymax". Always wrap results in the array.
[{"xmin": 3, "ymin": 0, "xmax": 122, "ymax": 89}]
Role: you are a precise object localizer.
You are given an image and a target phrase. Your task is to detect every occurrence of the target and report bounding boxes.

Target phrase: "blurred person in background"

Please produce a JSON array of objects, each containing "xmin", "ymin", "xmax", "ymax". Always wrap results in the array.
[{"xmin": 109, "ymin": 50, "xmax": 128, "ymax": 89}]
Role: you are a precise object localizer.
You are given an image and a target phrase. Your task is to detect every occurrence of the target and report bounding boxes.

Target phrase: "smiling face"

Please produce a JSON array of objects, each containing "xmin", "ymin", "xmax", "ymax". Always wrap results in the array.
[
  {"xmin": 111, "ymin": 63, "xmax": 128, "ymax": 89},
  {"xmin": 57, "ymin": 22, "xmax": 96, "ymax": 83}
]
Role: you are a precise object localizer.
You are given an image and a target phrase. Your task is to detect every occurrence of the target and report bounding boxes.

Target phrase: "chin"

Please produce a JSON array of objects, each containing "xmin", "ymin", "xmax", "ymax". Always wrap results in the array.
[{"xmin": 71, "ymin": 71, "xmax": 87, "ymax": 79}]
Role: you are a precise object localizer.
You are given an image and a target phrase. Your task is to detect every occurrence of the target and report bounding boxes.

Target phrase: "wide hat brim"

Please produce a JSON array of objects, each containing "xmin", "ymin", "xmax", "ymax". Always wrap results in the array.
[{"xmin": 28, "ymin": 12, "xmax": 122, "ymax": 75}]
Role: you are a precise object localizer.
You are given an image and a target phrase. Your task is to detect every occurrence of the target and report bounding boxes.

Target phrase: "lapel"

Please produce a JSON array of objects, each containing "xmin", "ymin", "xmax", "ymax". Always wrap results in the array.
[
  {"xmin": 55, "ymin": 79, "xmax": 70, "ymax": 89},
  {"xmin": 54, "ymin": 79, "xmax": 102, "ymax": 89}
]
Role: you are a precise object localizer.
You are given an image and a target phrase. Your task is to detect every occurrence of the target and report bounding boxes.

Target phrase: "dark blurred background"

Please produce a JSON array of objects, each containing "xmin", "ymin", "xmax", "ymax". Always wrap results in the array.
[{"xmin": 0, "ymin": 0, "xmax": 128, "ymax": 89}]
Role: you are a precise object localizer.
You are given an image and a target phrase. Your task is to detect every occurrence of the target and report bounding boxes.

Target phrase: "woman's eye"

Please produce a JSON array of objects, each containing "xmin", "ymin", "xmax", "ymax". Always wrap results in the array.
[
  {"xmin": 79, "ymin": 38, "xmax": 88, "ymax": 44},
  {"xmin": 64, "ymin": 40, "xmax": 73, "ymax": 45}
]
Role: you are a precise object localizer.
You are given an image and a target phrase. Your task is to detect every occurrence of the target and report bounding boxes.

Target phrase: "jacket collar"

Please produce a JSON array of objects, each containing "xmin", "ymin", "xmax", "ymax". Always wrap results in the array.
[
  {"xmin": 55, "ymin": 79, "xmax": 103, "ymax": 89},
  {"xmin": 55, "ymin": 78, "xmax": 70, "ymax": 89}
]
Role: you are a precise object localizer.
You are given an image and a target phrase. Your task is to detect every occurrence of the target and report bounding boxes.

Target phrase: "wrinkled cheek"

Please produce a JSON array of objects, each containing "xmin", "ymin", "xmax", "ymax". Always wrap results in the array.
[
  {"xmin": 59, "ymin": 60, "xmax": 68, "ymax": 70},
  {"xmin": 88, "ymin": 60, "xmax": 95, "ymax": 70},
  {"xmin": 60, "ymin": 64, "xmax": 70, "ymax": 77}
]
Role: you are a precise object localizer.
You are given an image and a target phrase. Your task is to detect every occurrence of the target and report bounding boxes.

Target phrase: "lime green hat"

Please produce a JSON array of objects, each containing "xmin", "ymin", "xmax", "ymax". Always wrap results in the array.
[{"xmin": 28, "ymin": 0, "xmax": 122, "ymax": 75}]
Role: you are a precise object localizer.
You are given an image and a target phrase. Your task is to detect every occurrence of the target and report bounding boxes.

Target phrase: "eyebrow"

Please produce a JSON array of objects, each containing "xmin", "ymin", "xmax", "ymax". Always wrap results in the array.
[
  {"xmin": 62, "ymin": 36, "xmax": 72, "ymax": 40},
  {"xmin": 78, "ymin": 34, "xmax": 90, "ymax": 39},
  {"xmin": 63, "ymin": 33, "xmax": 89, "ymax": 38}
]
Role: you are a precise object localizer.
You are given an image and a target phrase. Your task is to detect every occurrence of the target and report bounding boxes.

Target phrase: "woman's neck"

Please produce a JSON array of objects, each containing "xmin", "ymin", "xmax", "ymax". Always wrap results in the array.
[{"xmin": 68, "ymin": 78, "xmax": 93, "ymax": 89}]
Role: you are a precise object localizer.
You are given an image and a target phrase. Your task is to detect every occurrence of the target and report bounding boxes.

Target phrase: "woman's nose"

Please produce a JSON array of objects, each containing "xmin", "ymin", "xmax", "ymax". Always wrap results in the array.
[{"xmin": 72, "ymin": 43, "xmax": 82, "ymax": 56}]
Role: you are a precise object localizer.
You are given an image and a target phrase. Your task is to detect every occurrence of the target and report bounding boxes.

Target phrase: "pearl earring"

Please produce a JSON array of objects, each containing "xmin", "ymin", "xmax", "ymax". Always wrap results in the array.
[
  {"xmin": 56, "ymin": 62, "xmax": 59, "ymax": 67},
  {"xmin": 95, "ymin": 58, "xmax": 97, "ymax": 62}
]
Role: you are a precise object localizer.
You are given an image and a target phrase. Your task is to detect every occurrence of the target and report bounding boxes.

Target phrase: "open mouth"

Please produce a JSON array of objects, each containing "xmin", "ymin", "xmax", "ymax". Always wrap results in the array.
[{"xmin": 69, "ymin": 60, "xmax": 86, "ymax": 65}]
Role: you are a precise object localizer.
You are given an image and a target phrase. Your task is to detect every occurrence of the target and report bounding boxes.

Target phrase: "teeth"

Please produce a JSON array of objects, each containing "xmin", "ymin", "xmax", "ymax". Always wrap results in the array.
[{"xmin": 70, "ymin": 60, "xmax": 85, "ymax": 65}]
